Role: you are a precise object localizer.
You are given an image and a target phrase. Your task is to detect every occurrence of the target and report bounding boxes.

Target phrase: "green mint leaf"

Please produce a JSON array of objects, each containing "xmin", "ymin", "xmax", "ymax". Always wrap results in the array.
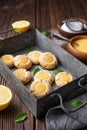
[
  {"xmin": 26, "ymin": 49, "xmax": 33, "ymax": 54},
  {"xmin": 33, "ymin": 68, "xmax": 41, "ymax": 76},
  {"xmin": 42, "ymin": 31, "xmax": 50, "ymax": 36},
  {"xmin": 52, "ymin": 69, "xmax": 63, "ymax": 75},
  {"xmin": 15, "ymin": 112, "xmax": 27, "ymax": 123},
  {"xmin": 70, "ymin": 99, "xmax": 83, "ymax": 108}
]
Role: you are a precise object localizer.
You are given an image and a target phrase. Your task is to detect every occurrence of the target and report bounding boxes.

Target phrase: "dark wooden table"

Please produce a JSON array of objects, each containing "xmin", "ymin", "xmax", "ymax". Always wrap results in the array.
[{"xmin": 0, "ymin": 0, "xmax": 87, "ymax": 130}]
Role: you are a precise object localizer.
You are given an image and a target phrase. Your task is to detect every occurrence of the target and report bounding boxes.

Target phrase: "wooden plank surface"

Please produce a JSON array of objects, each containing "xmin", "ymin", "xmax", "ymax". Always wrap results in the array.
[{"xmin": 0, "ymin": 0, "xmax": 87, "ymax": 130}]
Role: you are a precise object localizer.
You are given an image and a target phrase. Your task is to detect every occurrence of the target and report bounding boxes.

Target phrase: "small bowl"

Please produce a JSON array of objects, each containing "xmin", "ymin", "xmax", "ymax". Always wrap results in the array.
[
  {"xmin": 57, "ymin": 18, "xmax": 87, "ymax": 38},
  {"xmin": 66, "ymin": 35, "xmax": 87, "ymax": 62}
]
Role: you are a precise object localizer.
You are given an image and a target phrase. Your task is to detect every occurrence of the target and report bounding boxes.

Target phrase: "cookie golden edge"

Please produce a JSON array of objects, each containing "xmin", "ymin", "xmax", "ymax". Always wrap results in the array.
[
  {"xmin": 13, "ymin": 55, "xmax": 32, "ymax": 69},
  {"xmin": 39, "ymin": 52, "xmax": 58, "ymax": 69},
  {"xmin": 30, "ymin": 80, "xmax": 52, "ymax": 98},
  {"xmin": 28, "ymin": 50, "xmax": 42, "ymax": 64},
  {"xmin": 55, "ymin": 72, "xmax": 73, "ymax": 87},
  {"xmin": 1, "ymin": 54, "xmax": 14, "ymax": 68},
  {"xmin": 34, "ymin": 70, "xmax": 54, "ymax": 84},
  {"xmin": 13, "ymin": 68, "xmax": 32, "ymax": 84}
]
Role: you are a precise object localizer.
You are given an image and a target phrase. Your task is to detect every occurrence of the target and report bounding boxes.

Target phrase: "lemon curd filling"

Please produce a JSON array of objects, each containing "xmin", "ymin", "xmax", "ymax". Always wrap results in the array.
[
  {"xmin": 2, "ymin": 55, "xmax": 11, "ymax": 62},
  {"xmin": 19, "ymin": 57, "xmax": 28, "ymax": 63},
  {"xmin": 34, "ymin": 52, "xmax": 41, "ymax": 57},
  {"xmin": 73, "ymin": 39, "xmax": 87, "ymax": 53},
  {"xmin": 62, "ymin": 73, "xmax": 70, "ymax": 82},
  {"xmin": 44, "ymin": 54, "xmax": 53, "ymax": 62},
  {"xmin": 39, "ymin": 72, "xmax": 49, "ymax": 80},
  {"xmin": 36, "ymin": 83, "xmax": 46, "ymax": 94}
]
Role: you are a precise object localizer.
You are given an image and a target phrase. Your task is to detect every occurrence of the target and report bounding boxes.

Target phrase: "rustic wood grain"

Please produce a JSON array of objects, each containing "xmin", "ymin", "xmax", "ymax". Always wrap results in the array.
[{"xmin": 0, "ymin": 0, "xmax": 87, "ymax": 130}]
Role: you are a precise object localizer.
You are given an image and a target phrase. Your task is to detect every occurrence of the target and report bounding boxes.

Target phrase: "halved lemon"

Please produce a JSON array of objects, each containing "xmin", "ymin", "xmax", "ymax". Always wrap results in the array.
[
  {"xmin": 12, "ymin": 20, "xmax": 30, "ymax": 33},
  {"xmin": 0, "ymin": 85, "xmax": 12, "ymax": 111}
]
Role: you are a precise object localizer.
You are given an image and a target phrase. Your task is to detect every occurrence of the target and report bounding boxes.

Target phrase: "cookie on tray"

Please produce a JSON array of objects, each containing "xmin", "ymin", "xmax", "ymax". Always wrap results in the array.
[
  {"xmin": 13, "ymin": 55, "xmax": 32, "ymax": 69},
  {"xmin": 34, "ymin": 70, "xmax": 54, "ymax": 84},
  {"xmin": 28, "ymin": 50, "xmax": 42, "ymax": 64},
  {"xmin": 13, "ymin": 68, "xmax": 32, "ymax": 84},
  {"xmin": 1, "ymin": 54, "xmax": 14, "ymax": 68},
  {"xmin": 55, "ymin": 71, "xmax": 73, "ymax": 87},
  {"xmin": 30, "ymin": 80, "xmax": 52, "ymax": 98},
  {"xmin": 39, "ymin": 52, "xmax": 58, "ymax": 69}
]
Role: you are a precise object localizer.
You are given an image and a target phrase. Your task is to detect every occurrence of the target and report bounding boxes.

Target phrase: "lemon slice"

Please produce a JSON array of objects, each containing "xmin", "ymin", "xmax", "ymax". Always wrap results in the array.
[
  {"xmin": 12, "ymin": 20, "xmax": 30, "ymax": 33},
  {"xmin": 0, "ymin": 85, "xmax": 12, "ymax": 111}
]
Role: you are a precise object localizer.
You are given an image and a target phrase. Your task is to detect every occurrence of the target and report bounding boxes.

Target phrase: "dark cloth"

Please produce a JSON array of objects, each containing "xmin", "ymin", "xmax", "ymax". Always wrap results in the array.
[{"xmin": 46, "ymin": 93, "xmax": 87, "ymax": 130}]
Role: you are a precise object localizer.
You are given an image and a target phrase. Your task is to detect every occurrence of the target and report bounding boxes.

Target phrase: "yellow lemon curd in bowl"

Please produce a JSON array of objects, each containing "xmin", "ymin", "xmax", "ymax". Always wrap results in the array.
[
  {"xmin": 0, "ymin": 85, "xmax": 12, "ymax": 111},
  {"xmin": 67, "ymin": 35, "xmax": 87, "ymax": 61},
  {"xmin": 73, "ymin": 38, "xmax": 87, "ymax": 53}
]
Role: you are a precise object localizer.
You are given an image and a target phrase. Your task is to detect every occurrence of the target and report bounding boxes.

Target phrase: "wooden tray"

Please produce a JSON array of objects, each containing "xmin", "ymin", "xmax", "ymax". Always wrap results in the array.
[{"xmin": 0, "ymin": 29, "xmax": 87, "ymax": 118}]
